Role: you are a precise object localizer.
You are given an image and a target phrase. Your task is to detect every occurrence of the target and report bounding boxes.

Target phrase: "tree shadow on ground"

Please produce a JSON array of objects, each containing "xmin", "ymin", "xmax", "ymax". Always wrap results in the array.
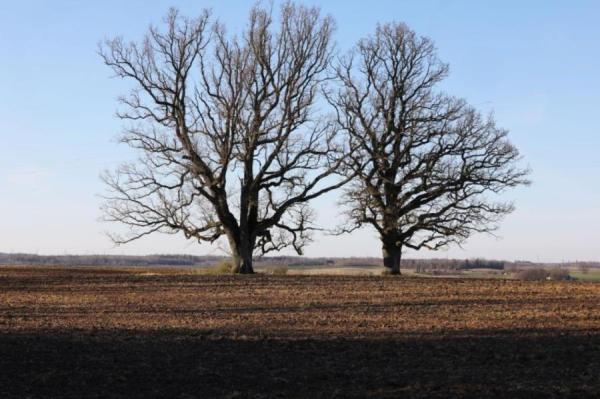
[{"xmin": 1, "ymin": 329, "xmax": 599, "ymax": 399}]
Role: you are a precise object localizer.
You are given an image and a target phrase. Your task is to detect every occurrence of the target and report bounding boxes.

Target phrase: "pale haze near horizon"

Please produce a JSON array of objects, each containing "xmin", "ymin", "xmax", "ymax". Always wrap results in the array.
[{"xmin": 1, "ymin": 0, "xmax": 599, "ymax": 262}]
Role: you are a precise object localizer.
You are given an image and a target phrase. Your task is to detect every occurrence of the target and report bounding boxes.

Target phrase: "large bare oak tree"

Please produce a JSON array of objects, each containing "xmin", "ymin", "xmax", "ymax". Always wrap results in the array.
[
  {"xmin": 100, "ymin": 4, "xmax": 348, "ymax": 273},
  {"xmin": 329, "ymin": 23, "xmax": 530, "ymax": 274}
]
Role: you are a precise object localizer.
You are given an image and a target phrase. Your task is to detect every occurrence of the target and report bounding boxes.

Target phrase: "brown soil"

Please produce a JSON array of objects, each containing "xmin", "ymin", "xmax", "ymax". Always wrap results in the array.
[{"xmin": 1, "ymin": 266, "xmax": 599, "ymax": 398}]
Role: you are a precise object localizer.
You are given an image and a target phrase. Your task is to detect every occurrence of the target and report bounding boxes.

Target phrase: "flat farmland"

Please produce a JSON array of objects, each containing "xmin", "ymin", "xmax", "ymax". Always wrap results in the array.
[{"xmin": 1, "ymin": 267, "xmax": 600, "ymax": 398}]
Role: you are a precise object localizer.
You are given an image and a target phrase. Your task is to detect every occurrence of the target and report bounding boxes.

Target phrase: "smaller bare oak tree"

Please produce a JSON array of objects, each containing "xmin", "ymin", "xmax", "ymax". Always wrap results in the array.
[
  {"xmin": 329, "ymin": 23, "xmax": 530, "ymax": 274},
  {"xmin": 100, "ymin": 3, "xmax": 348, "ymax": 273}
]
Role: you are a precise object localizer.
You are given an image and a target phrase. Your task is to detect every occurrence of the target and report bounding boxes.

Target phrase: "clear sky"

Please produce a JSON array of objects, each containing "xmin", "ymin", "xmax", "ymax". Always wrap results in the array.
[{"xmin": 1, "ymin": 0, "xmax": 599, "ymax": 261}]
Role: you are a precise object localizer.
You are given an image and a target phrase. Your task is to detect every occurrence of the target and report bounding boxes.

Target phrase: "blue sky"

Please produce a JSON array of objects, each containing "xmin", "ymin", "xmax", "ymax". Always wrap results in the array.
[{"xmin": 1, "ymin": 0, "xmax": 599, "ymax": 261}]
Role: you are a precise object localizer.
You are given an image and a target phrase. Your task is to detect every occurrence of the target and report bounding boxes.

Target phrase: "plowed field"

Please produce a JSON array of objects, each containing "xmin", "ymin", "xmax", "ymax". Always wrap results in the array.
[{"xmin": 1, "ymin": 266, "xmax": 599, "ymax": 398}]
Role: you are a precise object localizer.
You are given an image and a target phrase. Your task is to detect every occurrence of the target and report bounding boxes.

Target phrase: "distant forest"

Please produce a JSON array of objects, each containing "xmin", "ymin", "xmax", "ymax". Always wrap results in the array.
[{"xmin": 1, "ymin": 253, "xmax": 598, "ymax": 270}]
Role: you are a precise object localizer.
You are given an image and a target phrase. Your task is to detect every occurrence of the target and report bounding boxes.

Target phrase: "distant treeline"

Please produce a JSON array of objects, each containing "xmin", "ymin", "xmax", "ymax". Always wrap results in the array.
[
  {"xmin": 0, "ymin": 253, "xmax": 598, "ymax": 270},
  {"xmin": 403, "ymin": 258, "xmax": 506, "ymax": 272},
  {"xmin": 0, "ymin": 253, "xmax": 219, "ymax": 267},
  {"xmin": 0, "ymin": 253, "xmax": 348, "ymax": 268}
]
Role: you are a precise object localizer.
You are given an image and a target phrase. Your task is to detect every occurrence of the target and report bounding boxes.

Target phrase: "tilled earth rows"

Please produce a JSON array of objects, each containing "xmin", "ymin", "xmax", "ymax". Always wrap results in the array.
[{"xmin": 1, "ymin": 266, "xmax": 599, "ymax": 398}]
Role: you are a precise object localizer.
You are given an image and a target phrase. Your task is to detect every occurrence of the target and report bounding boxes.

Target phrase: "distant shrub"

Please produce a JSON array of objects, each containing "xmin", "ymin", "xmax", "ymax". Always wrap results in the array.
[
  {"xmin": 514, "ymin": 268, "xmax": 572, "ymax": 281},
  {"xmin": 205, "ymin": 259, "xmax": 235, "ymax": 275},
  {"xmin": 548, "ymin": 269, "xmax": 571, "ymax": 281},
  {"xmin": 460, "ymin": 258, "xmax": 505, "ymax": 270},
  {"xmin": 269, "ymin": 266, "xmax": 288, "ymax": 275},
  {"xmin": 514, "ymin": 269, "xmax": 549, "ymax": 281}
]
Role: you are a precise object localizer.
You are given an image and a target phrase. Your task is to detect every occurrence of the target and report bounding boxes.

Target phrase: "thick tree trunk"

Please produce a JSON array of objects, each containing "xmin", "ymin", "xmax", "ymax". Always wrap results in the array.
[
  {"xmin": 238, "ymin": 248, "xmax": 254, "ymax": 274},
  {"xmin": 231, "ymin": 250, "xmax": 254, "ymax": 274},
  {"xmin": 382, "ymin": 241, "xmax": 402, "ymax": 275},
  {"xmin": 232, "ymin": 248, "xmax": 254, "ymax": 274},
  {"xmin": 227, "ymin": 233, "xmax": 255, "ymax": 274}
]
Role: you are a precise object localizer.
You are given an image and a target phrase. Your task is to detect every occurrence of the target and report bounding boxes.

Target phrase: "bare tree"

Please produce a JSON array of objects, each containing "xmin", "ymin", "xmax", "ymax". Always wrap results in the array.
[
  {"xmin": 329, "ymin": 23, "xmax": 530, "ymax": 274},
  {"xmin": 99, "ymin": 3, "xmax": 348, "ymax": 273}
]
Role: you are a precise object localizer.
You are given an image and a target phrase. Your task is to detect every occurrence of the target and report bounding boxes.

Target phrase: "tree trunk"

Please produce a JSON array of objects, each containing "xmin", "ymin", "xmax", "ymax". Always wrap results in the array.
[
  {"xmin": 382, "ymin": 241, "xmax": 402, "ymax": 275},
  {"xmin": 238, "ymin": 229, "xmax": 255, "ymax": 274},
  {"xmin": 238, "ymin": 248, "xmax": 254, "ymax": 274},
  {"xmin": 231, "ymin": 250, "xmax": 254, "ymax": 274},
  {"xmin": 227, "ymin": 233, "xmax": 254, "ymax": 274}
]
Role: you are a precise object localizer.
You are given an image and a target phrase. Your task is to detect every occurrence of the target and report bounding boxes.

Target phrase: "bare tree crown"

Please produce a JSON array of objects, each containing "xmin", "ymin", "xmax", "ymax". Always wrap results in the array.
[
  {"xmin": 100, "ymin": 9, "xmax": 528, "ymax": 274},
  {"xmin": 100, "ymin": 4, "xmax": 347, "ymax": 273},
  {"xmin": 329, "ymin": 23, "xmax": 530, "ymax": 272}
]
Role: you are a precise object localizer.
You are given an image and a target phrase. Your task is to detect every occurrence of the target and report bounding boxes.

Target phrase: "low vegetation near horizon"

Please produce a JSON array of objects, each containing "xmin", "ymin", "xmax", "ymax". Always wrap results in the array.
[
  {"xmin": 2, "ymin": 266, "xmax": 600, "ymax": 398},
  {"xmin": 4, "ymin": 253, "xmax": 600, "ymax": 281},
  {"xmin": 196, "ymin": 258, "xmax": 600, "ymax": 282}
]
